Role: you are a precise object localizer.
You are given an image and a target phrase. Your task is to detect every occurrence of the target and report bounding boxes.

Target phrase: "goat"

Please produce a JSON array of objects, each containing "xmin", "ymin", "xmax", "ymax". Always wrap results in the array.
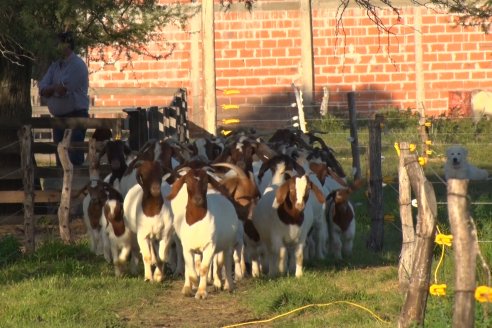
[
  {"xmin": 119, "ymin": 139, "xmax": 184, "ymax": 198},
  {"xmin": 99, "ymin": 139, "xmax": 132, "ymax": 190},
  {"xmin": 325, "ymin": 179, "xmax": 363, "ymax": 260},
  {"xmin": 102, "ymin": 185, "xmax": 139, "ymax": 277},
  {"xmin": 252, "ymin": 175, "xmax": 324, "ymax": 277},
  {"xmin": 166, "ymin": 167, "xmax": 242, "ymax": 299},
  {"xmin": 123, "ymin": 160, "xmax": 174, "ymax": 282},
  {"xmin": 212, "ymin": 162, "xmax": 261, "ymax": 279},
  {"xmin": 81, "ymin": 179, "xmax": 111, "ymax": 260},
  {"xmin": 256, "ymin": 154, "xmax": 305, "ymax": 195}
]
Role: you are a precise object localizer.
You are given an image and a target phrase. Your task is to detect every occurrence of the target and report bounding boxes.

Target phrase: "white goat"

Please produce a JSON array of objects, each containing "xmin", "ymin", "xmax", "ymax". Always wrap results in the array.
[
  {"xmin": 123, "ymin": 160, "xmax": 174, "ymax": 282},
  {"xmin": 252, "ymin": 175, "xmax": 324, "ymax": 277},
  {"xmin": 166, "ymin": 167, "xmax": 242, "ymax": 299}
]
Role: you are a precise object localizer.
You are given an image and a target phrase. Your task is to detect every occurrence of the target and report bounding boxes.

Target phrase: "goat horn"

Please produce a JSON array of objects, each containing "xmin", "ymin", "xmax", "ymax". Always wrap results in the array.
[{"xmin": 212, "ymin": 162, "xmax": 248, "ymax": 179}]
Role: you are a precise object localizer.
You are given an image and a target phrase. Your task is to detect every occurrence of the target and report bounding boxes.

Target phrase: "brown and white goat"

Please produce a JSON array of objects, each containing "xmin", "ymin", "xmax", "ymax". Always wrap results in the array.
[
  {"xmin": 325, "ymin": 179, "xmax": 363, "ymax": 260},
  {"xmin": 102, "ymin": 185, "xmax": 139, "ymax": 277},
  {"xmin": 212, "ymin": 162, "xmax": 261, "ymax": 278},
  {"xmin": 81, "ymin": 180, "xmax": 111, "ymax": 260},
  {"xmin": 123, "ymin": 160, "xmax": 174, "ymax": 282},
  {"xmin": 166, "ymin": 167, "xmax": 242, "ymax": 299},
  {"xmin": 252, "ymin": 175, "xmax": 324, "ymax": 277},
  {"xmin": 99, "ymin": 139, "xmax": 132, "ymax": 190},
  {"xmin": 119, "ymin": 139, "xmax": 185, "ymax": 198}
]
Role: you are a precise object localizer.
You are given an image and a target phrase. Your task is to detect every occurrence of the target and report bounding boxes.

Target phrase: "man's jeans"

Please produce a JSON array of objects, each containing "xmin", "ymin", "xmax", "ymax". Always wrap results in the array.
[{"xmin": 53, "ymin": 109, "xmax": 89, "ymax": 166}]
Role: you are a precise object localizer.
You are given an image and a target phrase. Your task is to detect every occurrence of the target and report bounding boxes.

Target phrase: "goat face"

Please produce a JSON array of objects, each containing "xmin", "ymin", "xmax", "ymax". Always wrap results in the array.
[
  {"xmin": 186, "ymin": 169, "xmax": 208, "ymax": 207},
  {"xmin": 105, "ymin": 140, "xmax": 130, "ymax": 171},
  {"xmin": 136, "ymin": 161, "xmax": 164, "ymax": 197},
  {"xmin": 275, "ymin": 175, "xmax": 324, "ymax": 213}
]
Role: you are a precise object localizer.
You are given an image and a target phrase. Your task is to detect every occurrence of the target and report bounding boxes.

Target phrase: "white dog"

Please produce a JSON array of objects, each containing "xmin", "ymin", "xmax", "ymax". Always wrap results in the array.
[{"xmin": 444, "ymin": 145, "xmax": 489, "ymax": 180}]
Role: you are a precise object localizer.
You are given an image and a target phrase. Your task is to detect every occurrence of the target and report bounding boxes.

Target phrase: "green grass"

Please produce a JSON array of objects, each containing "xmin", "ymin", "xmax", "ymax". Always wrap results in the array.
[
  {"xmin": 1, "ymin": 110, "xmax": 492, "ymax": 327},
  {"xmin": 0, "ymin": 239, "xmax": 168, "ymax": 328}
]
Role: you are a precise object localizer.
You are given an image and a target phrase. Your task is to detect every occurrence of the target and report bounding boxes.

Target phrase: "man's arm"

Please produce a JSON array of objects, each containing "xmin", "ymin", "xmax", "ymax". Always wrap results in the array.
[{"xmin": 38, "ymin": 63, "xmax": 56, "ymax": 97}]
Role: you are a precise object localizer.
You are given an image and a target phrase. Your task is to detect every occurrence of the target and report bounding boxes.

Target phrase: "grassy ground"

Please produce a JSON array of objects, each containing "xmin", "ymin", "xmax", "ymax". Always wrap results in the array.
[{"xmin": 1, "ymin": 110, "xmax": 492, "ymax": 327}]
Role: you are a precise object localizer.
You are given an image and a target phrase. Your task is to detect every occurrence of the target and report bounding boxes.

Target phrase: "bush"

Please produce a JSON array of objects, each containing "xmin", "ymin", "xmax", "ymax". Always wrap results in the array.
[{"xmin": 0, "ymin": 235, "xmax": 22, "ymax": 266}]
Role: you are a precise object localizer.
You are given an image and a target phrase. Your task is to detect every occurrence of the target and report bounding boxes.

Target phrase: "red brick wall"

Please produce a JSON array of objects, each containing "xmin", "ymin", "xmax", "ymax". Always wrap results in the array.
[{"xmin": 88, "ymin": 1, "xmax": 492, "ymax": 128}]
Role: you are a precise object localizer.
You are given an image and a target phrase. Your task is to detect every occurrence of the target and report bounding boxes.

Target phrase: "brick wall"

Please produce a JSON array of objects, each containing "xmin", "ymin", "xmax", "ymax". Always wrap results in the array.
[{"xmin": 88, "ymin": 1, "xmax": 492, "ymax": 128}]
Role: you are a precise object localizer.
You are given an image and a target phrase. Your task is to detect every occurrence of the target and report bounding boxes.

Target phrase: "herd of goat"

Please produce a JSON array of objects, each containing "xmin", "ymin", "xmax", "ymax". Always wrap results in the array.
[{"xmin": 78, "ymin": 128, "xmax": 363, "ymax": 299}]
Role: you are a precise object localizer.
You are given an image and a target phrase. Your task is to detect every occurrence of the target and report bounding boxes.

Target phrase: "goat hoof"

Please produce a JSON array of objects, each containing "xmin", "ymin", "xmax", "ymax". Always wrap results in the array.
[
  {"xmin": 182, "ymin": 286, "xmax": 193, "ymax": 297},
  {"xmin": 195, "ymin": 289, "xmax": 208, "ymax": 300}
]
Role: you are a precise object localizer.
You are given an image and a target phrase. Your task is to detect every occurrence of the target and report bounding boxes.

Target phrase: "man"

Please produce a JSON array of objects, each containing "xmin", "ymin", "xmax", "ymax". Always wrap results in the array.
[{"xmin": 38, "ymin": 31, "xmax": 89, "ymax": 166}]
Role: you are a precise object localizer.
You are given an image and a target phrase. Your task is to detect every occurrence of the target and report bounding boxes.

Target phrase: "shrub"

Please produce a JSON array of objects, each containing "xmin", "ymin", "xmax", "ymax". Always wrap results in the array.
[{"xmin": 0, "ymin": 235, "xmax": 22, "ymax": 266}]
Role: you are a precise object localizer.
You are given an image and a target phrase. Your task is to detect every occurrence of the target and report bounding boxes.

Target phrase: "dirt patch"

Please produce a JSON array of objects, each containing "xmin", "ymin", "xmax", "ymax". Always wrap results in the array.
[{"xmin": 119, "ymin": 279, "xmax": 258, "ymax": 328}]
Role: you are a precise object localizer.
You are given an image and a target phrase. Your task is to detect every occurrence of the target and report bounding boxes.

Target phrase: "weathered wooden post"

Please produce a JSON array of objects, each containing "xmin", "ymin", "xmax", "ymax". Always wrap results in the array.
[
  {"xmin": 299, "ymin": 0, "xmax": 314, "ymax": 109},
  {"xmin": 319, "ymin": 86, "xmax": 329, "ymax": 116},
  {"xmin": 87, "ymin": 138, "xmax": 99, "ymax": 181},
  {"xmin": 347, "ymin": 92, "xmax": 361, "ymax": 180},
  {"xmin": 292, "ymin": 83, "xmax": 307, "ymax": 133},
  {"xmin": 448, "ymin": 179, "xmax": 476, "ymax": 328},
  {"xmin": 148, "ymin": 106, "xmax": 160, "ymax": 140},
  {"xmin": 138, "ymin": 107, "xmax": 148, "ymax": 147},
  {"xmin": 123, "ymin": 108, "xmax": 141, "ymax": 151},
  {"xmin": 418, "ymin": 116, "xmax": 431, "ymax": 160},
  {"xmin": 366, "ymin": 114, "xmax": 384, "ymax": 251},
  {"xmin": 398, "ymin": 154, "xmax": 437, "ymax": 328},
  {"xmin": 19, "ymin": 125, "xmax": 35, "ymax": 253},
  {"xmin": 202, "ymin": 0, "xmax": 217, "ymax": 136},
  {"xmin": 57, "ymin": 129, "xmax": 73, "ymax": 244},
  {"xmin": 398, "ymin": 142, "xmax": 415, "ymax": 291}
]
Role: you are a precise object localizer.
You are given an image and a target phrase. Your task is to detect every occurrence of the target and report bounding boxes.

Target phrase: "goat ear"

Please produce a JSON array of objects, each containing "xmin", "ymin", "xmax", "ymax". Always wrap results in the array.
[
  {"xmin": 310, "ymin": 181, "xmax": 325, "ymax": 204},
  {"xmin": 274, "ymin": 181, "xmax": 290, "ymax": 207},
  {"xmin": 166, "ymin": 175, "xmax": 186, "ymax": 201}
]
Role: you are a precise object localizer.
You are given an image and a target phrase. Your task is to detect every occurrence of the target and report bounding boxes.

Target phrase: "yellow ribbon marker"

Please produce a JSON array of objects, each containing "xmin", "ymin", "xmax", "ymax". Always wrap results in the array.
[
  {"xmin": 409, "ymin": 144, "xmax": 417, "ymax": 152},
  {"xmin": 383, "ymin": 176, "xmax": 395, "ymax": 184},
  {"xmin": 221, "ymin": 130, "xmax": 232, "ymax": 136},
  {"xmin": 429, "ymin": 284, "xmax": 447, "ymax": 296},
  {"xmin": 425, "ymin": 140, "xmax": 432, "ymax": 145},
  {"xmin": 384, "ymin": 214, "xmax": 395, "ymax": 222},
  {"xmin": 424, "ymin": 121, "xmax": 432, "ymax": 127},
  {"xmin": 475, "ymin": 286, "xmax": 492, "ymax": 303},
  {"xmin": 223, "ymin": 89, "xmax": 240, "ymax": 95},
  {"xmin": 222, "ymin": 118, "xmax": 240, "ymax": 125},
  {"xmin": 221, "ymin": 104, "xmax": 239, "ymax": 110},
  {"xmin": 394, "ymin": 142, "xmax": 401, "ymax": 156},
  {"xmin": 435, "ymin": 233, "xmax": 453, "ymax": 247},
  {"xmin": 426, "ymin": 149, "xmax": 433, "ymax": 155}
]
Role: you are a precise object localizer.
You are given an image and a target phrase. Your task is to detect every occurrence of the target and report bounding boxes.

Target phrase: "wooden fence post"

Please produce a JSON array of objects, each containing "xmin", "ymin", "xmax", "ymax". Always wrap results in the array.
[
  {"xmin": 398, "ymin": 142, "xmax": 415, "ymax": 291},
  {"xmin": 292, "ymin": 83, "xmax": 307, "ymax": 133},
  {"xmin": 447, "ymin": 179, "xmax": 476, "ymax": 327},
  {"xmin": 148, "ymin": 106, "xmax": 160, "ymax": 140},
  {"xmin": 19, "ymin": 125, "xmax": 35, "ymax": 253},
  {"xmin": 366, "ymin": 114, "xmax": 384, "ymax": 251},
  {"xmin": 347, "ymin": 92, "xmax": 361, "ymax": 180},
  {"xmin": 398, "ymin": 154, "xmax": 437, "ymax": 328},
  {"xmin": 418, "ymin": 116, "xmax": 431, "ymax": 160},
  {"xmin": 319, "ymin": 86, "xmax": 329, "ymax": 116},
  {"xmin": 202, "ymin": 0, "xmax": 217, "ymax": 136},
  {"xmin": 57, "ymin": 129, "xmax": 73, "ymax": 244},
  {"xmin": 88, "ymin": 138, "xmax": 99, "ymax": 181}
]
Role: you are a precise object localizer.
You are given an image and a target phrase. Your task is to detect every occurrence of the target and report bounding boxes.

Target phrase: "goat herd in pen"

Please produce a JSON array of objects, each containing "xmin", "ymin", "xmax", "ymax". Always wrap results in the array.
[{"xmin": 81, "ymin": 128, "xmax": 361, "ymax": 299}]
